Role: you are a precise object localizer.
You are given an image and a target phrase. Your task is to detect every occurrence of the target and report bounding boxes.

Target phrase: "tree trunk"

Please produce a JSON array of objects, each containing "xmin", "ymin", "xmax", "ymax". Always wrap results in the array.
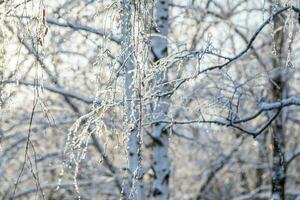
[
  {"xmin": 121, "ymin": 0, "xmax": 144, "ymax": 199},
  {"xmin": 150, "ymin": 0, "xmax": 170, "ymax": 199},
  {"xmin": 0, "ymin": 8, "xmax": 5, "ymax": 142},
  {"xmin": 255, "ymin": 132, "xmax": 268, "ymax": 189},
  {"xmin": 270, "ymin": 3, "xmax": 286, "ymax": 199}
]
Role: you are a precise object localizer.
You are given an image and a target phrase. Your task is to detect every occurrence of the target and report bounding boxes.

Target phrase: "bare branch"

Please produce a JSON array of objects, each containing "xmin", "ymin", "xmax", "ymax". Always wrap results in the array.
[
  {"xmin": 46, "ymin": 18, "xmax": 121, "ymax": 44},
  {"xmin": 285, "ymin": 147, "xmax": 300, "ymax": 167},
  {"xmin": 196, "ymin": 136, "xmax": 245, "ymax": 199},
  {"xmin": 4, "ymin": 80, "xmax": 96, "ymax": 104}
]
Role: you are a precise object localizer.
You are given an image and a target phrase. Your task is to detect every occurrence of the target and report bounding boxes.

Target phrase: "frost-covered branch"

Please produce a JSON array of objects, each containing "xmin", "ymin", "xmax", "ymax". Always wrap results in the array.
[
  {"xmin": 199, "ymin": 6, "xmax": 293, "ymax": 74},
  {"xmin": 163, "ymin": 6, "xmax": 300, "ymax": 95},
  {"xmin": 149, "ymin": 96, "xmax": 300, "ymax": 137},
  {"xmin": 4, "ymin": 80, "xmax": 97, "ymax": 104},
  {"xmin": 10, "ymin": 15, "xmax": 121, "ymax": 44},
  {"xmin": 13, "ymin": 179, "xmax": 106, "ymax": 199},
  {"xmin": 46, "ymin": 18, "xmax": 121, "ymax": 44},
  {"xmin": 235, "ymin": 97, "xmax": 300, "ymax": 124}
]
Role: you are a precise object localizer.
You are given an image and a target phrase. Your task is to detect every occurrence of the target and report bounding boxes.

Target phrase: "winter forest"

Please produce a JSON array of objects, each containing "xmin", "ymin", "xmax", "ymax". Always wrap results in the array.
[{"xmin": 1, "ymin": 0, "xmax": 300, "ymax": 199}]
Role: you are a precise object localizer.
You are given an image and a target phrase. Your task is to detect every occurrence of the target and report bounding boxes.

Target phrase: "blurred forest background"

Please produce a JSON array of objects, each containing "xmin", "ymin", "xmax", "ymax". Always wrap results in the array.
[{"xmin": 0, "ymin": 0, "xmax": 300, "ymax": 199}]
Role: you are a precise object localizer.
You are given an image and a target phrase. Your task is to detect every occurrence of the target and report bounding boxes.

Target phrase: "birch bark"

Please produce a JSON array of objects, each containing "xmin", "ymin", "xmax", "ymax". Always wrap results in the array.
[
  {"xmin": 150, "ymin": 0, "xmax": 170, "ymax": 199},
  {"xmin": 121, "ymin": 0, "xmax": 144, "ymax": 199}
]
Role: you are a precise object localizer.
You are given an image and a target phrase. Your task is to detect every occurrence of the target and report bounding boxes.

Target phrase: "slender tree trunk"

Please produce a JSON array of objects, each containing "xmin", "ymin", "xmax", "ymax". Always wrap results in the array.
[
  {"xmin": 121, "ymin": 1, "xmax": 144, "ymax": 199},
  {"xmin": 270, "ymin": 4, "xmax": 286, "ymax": 199},
  {"xmin": 150, "ymin": 0, "xmax": 170, "ymax": 199},
  {"xmin": 255, "ymin": 132, "xmax": 268, "ymax": 189},
  {"xmin": 0, "ymin": 6, "xmax": 5, "ymax": 143}
]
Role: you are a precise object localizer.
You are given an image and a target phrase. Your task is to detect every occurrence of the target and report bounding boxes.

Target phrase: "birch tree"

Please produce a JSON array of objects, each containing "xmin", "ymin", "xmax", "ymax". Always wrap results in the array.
[
  {"xmin": 1, "ymin": 1, "xmax": 300, "ymax": 200},
  {"xmin": 150, "ymin": 0, "xmax": 170, "ymax": 199},
  {"xmin": 121, "ymin": 0, "xmax": 144, "ymax": 199}
]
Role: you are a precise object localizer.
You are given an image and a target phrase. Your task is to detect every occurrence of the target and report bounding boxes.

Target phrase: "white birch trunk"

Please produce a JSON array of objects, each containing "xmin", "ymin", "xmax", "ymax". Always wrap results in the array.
[
  {"xmin": 150, "ymin": 0, "xmax": 170, "ymax": 199},
  {"xmin": 121, "ymin": 0, "xmax": 144, "ymax": 199}
]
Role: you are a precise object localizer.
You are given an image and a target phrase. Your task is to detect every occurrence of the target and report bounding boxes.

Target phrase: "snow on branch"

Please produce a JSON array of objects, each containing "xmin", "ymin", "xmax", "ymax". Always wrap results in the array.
[
  {"xmin": 9, "ymin": 15, "xmax": 121, "ymax": 44},
  {"xmin": 148, "ymin": 96, "xmax": 300, "ymax": 137},
  {"xmin": 259, "ymin": 96, "xmax": 300, "ymax": 110},
  {"xmin": 4, "ymin": 80, "xmax": 97, "ymax": 104},
  {"xmin": 46, "ymin": 18, "xmax": 121, "ymax": 44}
]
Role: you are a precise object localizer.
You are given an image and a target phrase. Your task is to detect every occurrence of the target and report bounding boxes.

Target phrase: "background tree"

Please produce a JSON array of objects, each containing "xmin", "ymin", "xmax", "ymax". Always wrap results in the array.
[{"xmin": 0, "ymin": 0, "xmax": 300, "ymax": 200}]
